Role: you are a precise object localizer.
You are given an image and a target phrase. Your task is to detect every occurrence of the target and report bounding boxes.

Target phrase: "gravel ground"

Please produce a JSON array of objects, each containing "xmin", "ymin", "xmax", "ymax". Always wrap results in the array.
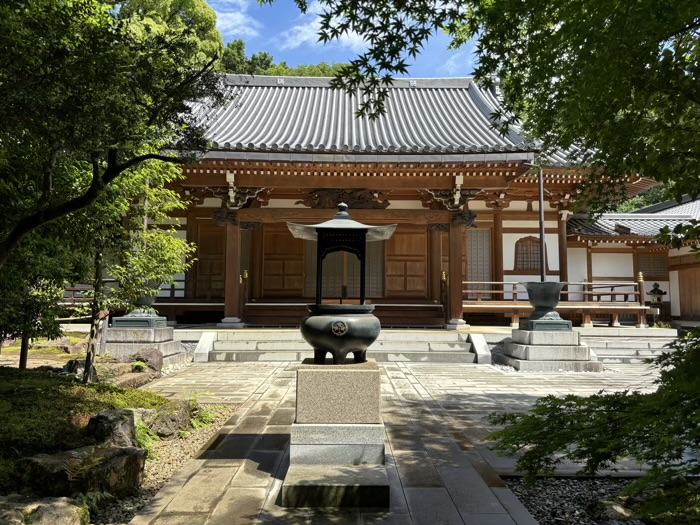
[
  {"xmin": 507, "ymin": 477, "xmax": 647, "ymax": 525},
  {"xmin": 91, "ymin": 404, "xmax": 236, "ymax": 525}
]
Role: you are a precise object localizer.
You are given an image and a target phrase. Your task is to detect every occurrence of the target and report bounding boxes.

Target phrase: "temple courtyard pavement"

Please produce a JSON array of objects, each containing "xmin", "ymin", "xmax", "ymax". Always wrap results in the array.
[{"xmin": 130, "ymin": 360, "xmax": 658, "ymax": 525}]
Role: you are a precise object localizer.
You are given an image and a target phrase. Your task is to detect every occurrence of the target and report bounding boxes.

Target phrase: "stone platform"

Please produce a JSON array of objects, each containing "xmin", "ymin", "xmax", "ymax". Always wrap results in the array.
[
  {"xmin": 282, "ymin": 359, "xmax": 390, "ymax": 508},
  {"xmin": 104, "ymin": 327, "xmax": 188, "ymax": 366},
  {"xmin": 496, "ymin": 329, "xmax": 604, "ymax": 372}
]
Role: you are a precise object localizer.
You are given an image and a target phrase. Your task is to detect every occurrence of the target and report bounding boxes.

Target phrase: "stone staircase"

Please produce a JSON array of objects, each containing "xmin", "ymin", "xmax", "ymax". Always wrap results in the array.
[
  {"xmin": 206, "ymin": 329, "xmax": 476, "ymax": 363},
  {"xmin": 481, "ymin": 327, "xmax": 678, "ymax": 366},
  {"xmin": 583, "ymin": 335, "xmax": 677, "ymax": 364}
]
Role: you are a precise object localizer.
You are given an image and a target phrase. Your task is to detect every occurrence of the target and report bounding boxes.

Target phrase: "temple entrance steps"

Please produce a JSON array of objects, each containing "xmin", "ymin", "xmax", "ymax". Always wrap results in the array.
[
  {"xmin": 582, "ymin": 334, "xmax": 678, "ymax": 364},
  {"xmin": 202, "ymin": 329, "xmax": 476, "ymax": 363},
  {"xmin": 478, "ymin": 327, "xmax": 679, "ymax": 365}
]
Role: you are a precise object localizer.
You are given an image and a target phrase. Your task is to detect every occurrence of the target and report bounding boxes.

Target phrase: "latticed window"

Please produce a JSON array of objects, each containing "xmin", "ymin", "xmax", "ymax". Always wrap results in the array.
[
  {"xmin": 638, "ymin": 254, "xmax": 668, "ymax": 279},
  {"xmin": 514, "ymin": 236, "xmax": 543, "ymax": 272}
]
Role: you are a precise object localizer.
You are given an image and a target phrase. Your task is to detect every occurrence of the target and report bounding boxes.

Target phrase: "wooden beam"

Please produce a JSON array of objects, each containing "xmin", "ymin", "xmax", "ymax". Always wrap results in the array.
[{"xmin": 237, "ymin": 208, "xmax": 451, "ymax": 224}]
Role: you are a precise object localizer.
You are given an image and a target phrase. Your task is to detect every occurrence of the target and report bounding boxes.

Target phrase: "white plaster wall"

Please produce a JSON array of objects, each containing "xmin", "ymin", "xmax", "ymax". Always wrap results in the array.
[
  {"xmin": 567, "ymin": 248, "xmax": 588, "ymax": 300},
  {"xmin": 591, "ymin": 253, "xmax": 634, "ymax": 278},
  {"xmin": 198, "ymin": 198, "xmax": 221, "ymax": 208},
  {"xmin": 468, "ymin": 201, "xmax": 488, "ymax": 211},
  {"xmin": 386, "ymin": 200, "xmax": 425, "ymax": 209},
  {"xmin": 266, "ymin": 199, "xmax": 308, "ymax": 208},
  {"xmin": 506, "ymin": 201, "xmax": 529, "ymax": 211},
  {"xmin": 670, "ymin": 271, "xmax": 681, "ymax": 316}
]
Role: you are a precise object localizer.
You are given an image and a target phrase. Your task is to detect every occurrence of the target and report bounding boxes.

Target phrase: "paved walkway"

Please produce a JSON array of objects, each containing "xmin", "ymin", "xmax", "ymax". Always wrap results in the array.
[{"xmin": 131, "ymin": 362, "xmax": 658, "ymax": 525}]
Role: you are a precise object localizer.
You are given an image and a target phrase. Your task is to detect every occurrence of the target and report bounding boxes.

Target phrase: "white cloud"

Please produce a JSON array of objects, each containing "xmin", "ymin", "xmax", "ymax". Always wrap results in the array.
[
  {"xmin": 212, "ymin": 0, "xmax": 249, "ymax": 10},
  {"xmin": 278, "ymin": 1, "xmax": 367, "ymax": 53},
  {"xmin": 216, "ymin": 11, "xmax": 262, "ymax": 38},
  {"xmin": 438, "ymin": 52, "xmax": 472, "ymax": 75}
]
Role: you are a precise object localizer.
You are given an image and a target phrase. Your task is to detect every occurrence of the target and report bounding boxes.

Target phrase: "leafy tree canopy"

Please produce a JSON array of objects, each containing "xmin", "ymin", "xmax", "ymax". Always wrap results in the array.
[
  {"xmin": 221, "ymin": 39, "xmax": 346, "ymax": 77},
  {"xmin": 273, "ymin": 0, "xmax": 700, "ymax": 209},
  {"xmin": 0, "ymin": 0, "xmax": 225, "ymax": 267}
]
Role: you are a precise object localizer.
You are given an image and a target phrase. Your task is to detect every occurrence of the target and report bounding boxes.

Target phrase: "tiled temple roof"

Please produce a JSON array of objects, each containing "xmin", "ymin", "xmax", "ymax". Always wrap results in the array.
[{"xmin": 201, "ymin": 76, "xmax": 538, "ymax": 160}]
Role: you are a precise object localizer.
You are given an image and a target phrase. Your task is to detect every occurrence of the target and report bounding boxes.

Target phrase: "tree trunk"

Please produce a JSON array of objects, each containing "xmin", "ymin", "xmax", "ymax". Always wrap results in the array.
[
  {"xmin": 83, "ymin": 249, "xmax": 103, "ymax": 384},
  {"xmin": 19, "ymin": 332, "xmax": 30, "ymax": 370}
]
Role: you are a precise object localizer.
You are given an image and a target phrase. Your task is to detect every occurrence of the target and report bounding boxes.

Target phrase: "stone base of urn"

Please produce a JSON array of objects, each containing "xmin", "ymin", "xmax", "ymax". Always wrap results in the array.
[
  {"xmin": 495, "ymin": 329, "xmax": 604, "ymax": 372},
  {"xmin": 104, "ymin": 326, "xmax": 187, "ymax": 366},
  {"xmin": 282, "ymin": 359, "xmax": 389, "ymax": 508}
]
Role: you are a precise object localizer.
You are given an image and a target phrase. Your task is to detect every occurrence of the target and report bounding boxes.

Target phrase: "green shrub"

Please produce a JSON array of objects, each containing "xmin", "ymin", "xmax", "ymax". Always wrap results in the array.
[
  {"xmin": 131, "ymin": 361, "xmax": 147, "ymax": 372},
  {"xmin": 488, "ymin": 328, "xmax": 700, "ymax": 522},
  {"xmin": 135, "ymin": 422, "xmax": 160, "ymax": 460},
  {"xmin": 73, "ymin": 491, "xmax": 114, "ymax": 517},
  {"xmin": 191, "ymin": 407, "xmax": 218, "ymax": 429}
]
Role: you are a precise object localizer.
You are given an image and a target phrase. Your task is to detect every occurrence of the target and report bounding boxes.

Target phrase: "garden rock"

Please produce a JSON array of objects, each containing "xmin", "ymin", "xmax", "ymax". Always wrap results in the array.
[
  {"xmin": 20, "ymin": 446, "xmax": 146, "ymax": 498},
  {"xmin": 86, "ymin": 410, "xmax": 138, "ymax": 447},
  {"xmin": 150, "ymin": 400, "xmax": 192, "ymax": 439},
  {"xmin": 0, "ymin": 495, "xmax": 87, "ymax": 525},
  {"xmin": 130, "ymin": 408, "xmax": 157, "ymax": 427},
  {"xmin": 121, "ymin": 348, "xmax": 163, "ymax": 373},
  {"xmin": 62, "ymin": 359, "xmax": 98, "ymax": 382}
]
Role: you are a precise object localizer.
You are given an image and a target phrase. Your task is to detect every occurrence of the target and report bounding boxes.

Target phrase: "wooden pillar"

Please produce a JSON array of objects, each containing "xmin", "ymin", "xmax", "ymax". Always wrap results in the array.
[
  {"xmin": 250, "ymin": 226, "xmax": 263, "ymax": 300},
  {"xmin": 448, "ymin": 221, "xmax": 465, "ymax": 328},
  {"xmin": 493, "ymin": 211, "xmax": 504, "ymax": 283},
  {"xmin": 223, "ymin": 221, "xmax": 241, "ymax": 322},
  {"xmin": 429, "ymin": 227, "xmax": 442, "ymax": 302},
  {"xmin": 558, "ymin": 211, "xmax": 569, "ymax": 283}
]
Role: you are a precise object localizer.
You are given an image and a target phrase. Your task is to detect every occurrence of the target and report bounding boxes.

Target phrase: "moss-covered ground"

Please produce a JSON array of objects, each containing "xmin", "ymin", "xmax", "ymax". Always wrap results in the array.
[{"xmin": 0, "ymin": 366, "xmax": 168, "ymax": 493}]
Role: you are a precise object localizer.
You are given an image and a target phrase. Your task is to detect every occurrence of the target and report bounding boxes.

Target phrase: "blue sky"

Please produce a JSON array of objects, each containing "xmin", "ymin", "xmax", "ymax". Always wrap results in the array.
[{"xmin": 209, "ymin": 0, "xmax": 477, "ymax": 78}]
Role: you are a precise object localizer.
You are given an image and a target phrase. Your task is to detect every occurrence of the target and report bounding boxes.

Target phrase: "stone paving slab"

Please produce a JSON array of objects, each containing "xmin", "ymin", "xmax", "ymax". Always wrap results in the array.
[{"xmin": 133, "ymin": 361, "xmax": 659, "ymax": 525}]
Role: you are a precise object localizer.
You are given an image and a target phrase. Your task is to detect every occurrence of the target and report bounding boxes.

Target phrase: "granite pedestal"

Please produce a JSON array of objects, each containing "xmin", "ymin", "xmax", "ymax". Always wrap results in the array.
[
  {"xmin": 282, "ymin": 359, "xmax": 390, "ymax": 507},
  {"xmin": 104, "ymin": 326, "xmax": 187, "ymax": 366},
  {"xmin": 497, "ymin": 329, "xmax": 604, "ymax": 372}
]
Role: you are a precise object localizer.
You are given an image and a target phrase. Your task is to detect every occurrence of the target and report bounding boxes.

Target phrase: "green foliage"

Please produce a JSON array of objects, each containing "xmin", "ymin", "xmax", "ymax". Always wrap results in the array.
[
  {"xmin": 191, "ymin": 406, "xmax": 219, "ymax": 429},
  {"xmin": 135, "ymin": 422, "xmax": 161, "ymax": 459},
  {"xmin": 629, "ymin": 478, "xmax": 700, "ymax": 525},
  {"xmin": 131, "ymin": 361, "xmax": 148, "ymax": 372},
  {"xmin": 276, "ymin": 0, "xmax": 700, "ymax": 213},
  {"xmin": 221, "ymin": 39, "xmax": 346, "ymax": 77},
  {"xmin": 659, "ymin": 219, "xmax": 700, "ymax": 258},
  {"xmin": 0, "ymin": 0, "xmax": 226, "ymax": 266},
  {"xmin": 488, "ymin": 329, "xmax": 700, "ymax": 496},
  {"xmin": 106, "ymin": 227, "xmax": 196, "ymax": 310},
  {"xmin": 73, "ymin": 491, "xmax": 115, "ymax": 517},
  {"xmin": 614, "ymin": 186, "xmax": 670, "ymax": 213},
  {"xmin": 0, "ymin": 367, "xmax": 167, "ymax": 466}
]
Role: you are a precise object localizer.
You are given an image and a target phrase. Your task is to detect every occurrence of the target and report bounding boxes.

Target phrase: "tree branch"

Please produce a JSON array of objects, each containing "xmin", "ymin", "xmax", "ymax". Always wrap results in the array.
[
  {"xmin": 111, "ymin": 153, "xmax": 184, "ymax": 182},
  {"xmin": 38, "ymin": 149, "xmax": 58, "ymax": 209},
  {"xmin": 0, "ymin": 150, "xmax": 183, "ymax": 268}
]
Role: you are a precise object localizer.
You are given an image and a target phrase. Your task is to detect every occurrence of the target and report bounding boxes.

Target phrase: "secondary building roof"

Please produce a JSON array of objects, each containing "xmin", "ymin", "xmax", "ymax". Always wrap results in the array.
[
  {"xmin": 568, "ymin": 213, "xmax": 694, "ymax": 242},
  {"xmin": 201, "ymin": 76, "xmax": 538, "ymax": 163},
  {"xmin": 635, "ymin": 196, "xmax": 700, "ymax": 218}
]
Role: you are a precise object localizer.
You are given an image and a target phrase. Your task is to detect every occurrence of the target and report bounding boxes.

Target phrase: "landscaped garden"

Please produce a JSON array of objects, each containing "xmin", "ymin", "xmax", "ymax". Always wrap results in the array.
[{"xmin": 0, "ymin": 363, "xmax": 234, "ymax": 524}]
